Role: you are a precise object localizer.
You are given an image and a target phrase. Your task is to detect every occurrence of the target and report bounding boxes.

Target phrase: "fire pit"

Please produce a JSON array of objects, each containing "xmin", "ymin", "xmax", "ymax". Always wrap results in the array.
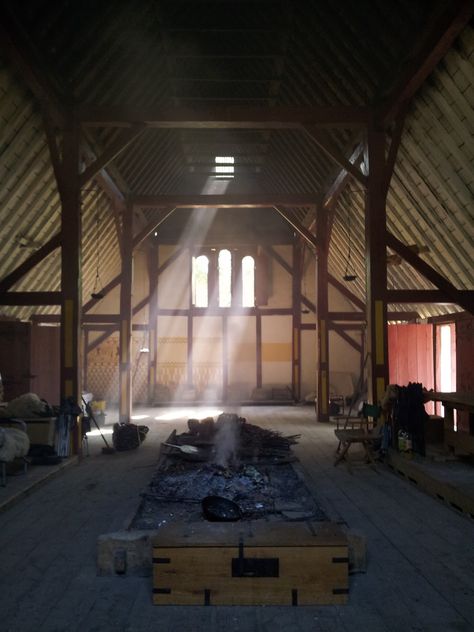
[
  {"xmin": 131, "ymin": 413, "xmax": 326, "ymax": 528},
  {"xmin": 97, "ymin": 413, "xmax": 351, "ymax": 606}
]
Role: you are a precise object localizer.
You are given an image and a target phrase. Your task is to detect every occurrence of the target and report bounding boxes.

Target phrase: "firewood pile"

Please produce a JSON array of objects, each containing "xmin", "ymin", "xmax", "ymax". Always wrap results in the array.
[{"xmin": 181, "ymin": 412, "xmax": 300, "ymax": 460}]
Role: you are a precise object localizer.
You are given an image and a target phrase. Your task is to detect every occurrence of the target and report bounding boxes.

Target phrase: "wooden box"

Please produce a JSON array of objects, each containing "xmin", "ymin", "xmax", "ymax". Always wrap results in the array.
[{"xmin": 152, "ymin": 521, "xmax": 348, "ymax": 606}]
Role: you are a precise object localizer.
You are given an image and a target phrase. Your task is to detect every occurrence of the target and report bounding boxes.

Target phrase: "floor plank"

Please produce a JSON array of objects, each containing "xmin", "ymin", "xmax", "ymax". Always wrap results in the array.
[{"xmin": 0, "ymin": 405, "xmax": 473, "ymax": 632}]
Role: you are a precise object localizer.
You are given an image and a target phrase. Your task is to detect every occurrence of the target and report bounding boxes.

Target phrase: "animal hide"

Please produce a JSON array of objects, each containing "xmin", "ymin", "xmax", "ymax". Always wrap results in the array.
[{"xmin": 0, "ymin": 427, "xmax": 30, "ymax": 462}]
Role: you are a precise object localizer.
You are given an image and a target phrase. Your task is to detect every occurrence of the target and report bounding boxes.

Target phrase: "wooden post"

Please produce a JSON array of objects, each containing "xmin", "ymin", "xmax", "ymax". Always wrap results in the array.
[
  {"xmin": 292, "ymin": 240, "xmax": 302, "ymax": 401},
  {"xmin": 365, "ymin": 124, "xmax": 389, "ymax": 405},
  {"xmin": 316, "ymin": 205, "xmax": 330, "ymax": 421},
  {"xmin": 222, "ymin": 314, "xmax": 228, "ymax": 402},
  {"xmin": 118, "ymin": 201, "xmax": 133, "ymax": 423},
  {"xmin": 256, "ymin": 312, "xmax": 262, "ymax": 388},
  {"xmin": 147, "ymin": 246, "xmax": 159, "ymax": 404},
  {"xmin": 60, "ymin": 122, "xmax": 82, "ymax": 451}
]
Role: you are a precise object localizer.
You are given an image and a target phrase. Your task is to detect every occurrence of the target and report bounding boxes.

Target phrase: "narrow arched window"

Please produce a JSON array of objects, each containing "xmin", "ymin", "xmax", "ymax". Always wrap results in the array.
[
  {"xmin": 242, "ymin": 255, "xmax": 255, "ymax": 307},
  {"xmin": 192, "ymin": 254, "xmax": 209, "ymax": 307},
  {"xmin": 218, "ymin": 249, "xmax": 232, "ymax": 307}
]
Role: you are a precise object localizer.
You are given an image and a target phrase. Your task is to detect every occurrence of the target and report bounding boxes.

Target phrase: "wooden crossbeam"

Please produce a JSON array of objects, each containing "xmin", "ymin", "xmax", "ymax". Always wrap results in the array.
[
  {"xmin": 79, "ymin": 125, "xmax": 145, "ymax": 187},
  {"xmin": 0, "ymin": 291, "xmax": 62, "ymax": 305},
  {"xmin": 387, "ymin": 290, "xmax": 473, "ymax": 308},
  {"xmin": 386, "ymin": 231, "xmax": 473, "ymax": 313},
  {"xmin": 77, "ymin": 105, "xmax": 371, "ymax": 128},
  {"xmin": 134, "ymin": 194, "xmax": 317, "ymax": 209},
  {"xmin": 0, "ymin": 233, "xmax": 61, "ymax": 293},
  {"xmin": 303, "ymin": 128, "xmax": 367, "ymax": 188}
]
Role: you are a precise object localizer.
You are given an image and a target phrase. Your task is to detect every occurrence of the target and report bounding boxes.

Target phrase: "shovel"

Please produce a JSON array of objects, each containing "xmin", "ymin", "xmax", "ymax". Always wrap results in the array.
[{"xmin": 162, "ymin": 442, "xmax": 200, "ymax": 455}]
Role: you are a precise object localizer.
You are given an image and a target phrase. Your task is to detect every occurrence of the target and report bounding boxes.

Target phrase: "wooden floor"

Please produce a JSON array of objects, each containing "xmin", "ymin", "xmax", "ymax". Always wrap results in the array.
[{"xmin": 1, "ymin": 405, "xmax": 473, "ymax": 632}]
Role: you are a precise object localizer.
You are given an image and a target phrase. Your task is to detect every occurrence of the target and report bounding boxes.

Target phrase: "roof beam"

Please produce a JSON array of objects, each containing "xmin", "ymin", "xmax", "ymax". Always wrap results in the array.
[
  {"xmin": 0, "ymin": 291, "xmax": 62, "ymax": 306},
  {"xmin": 303, "ymin": 127, "xmax": 368, "ymax": 188},
  {"xmin": 79, "ymin": 125, "xmax": 145, "ymax": 188},
  {"xmin": 132, "ymin": 207, "xmax": 177, "ymax": 249},
  {"xmin": 386, "ymin": 231, "xmax": 473, "ymax": 313},
  {"xmin": 376, "ymin": 0, "xmax": 474, "ymax": 126},
  {"xmin": 77, "ymin": 105, "xmax": 371, "ymax": 128},
  {"xmin": 327, "ymin": 273, "xmax": 366, "ymax": 311},
  {"xmin": 272, "ymin": 206, "xmax": 318, "ymax": 249},
  {"xmin": 134, "ymin": 194, "xmax": 317, "ymax": 209},
  {"xmin": 328, "ymin": 321, "xmax": 363, "ymax": 353},
  {"xmin": 0, "ymin": 233, "xmax": 61, "ymax": 293},
  {"xmin": 387, "ymin": 290, "xmax": 474, "ymax": 308}
]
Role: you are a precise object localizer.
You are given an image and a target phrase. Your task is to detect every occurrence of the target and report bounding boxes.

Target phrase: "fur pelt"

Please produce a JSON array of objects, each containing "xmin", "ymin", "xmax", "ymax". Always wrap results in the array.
[
  {"xmin": 0, "ymin": 427, "xmax": 30, "ymax": 462},
  {"xmin": 0, "ymin": 393, "xmax": 48, "ymax": 419}
]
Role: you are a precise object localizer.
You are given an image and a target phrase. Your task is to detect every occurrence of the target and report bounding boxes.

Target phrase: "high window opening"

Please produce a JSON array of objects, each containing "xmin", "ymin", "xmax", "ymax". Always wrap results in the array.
[
  {"xmin": 215, "ymin": 156, "xmax": 234, "ymax": 179},
  {"xmin": 242, "ymin": 255, "xmax": 255, "ymax": 307},
  {"xmin": 218, "ymin": 249, "xmax": 232, "ymax": 307},
  {"xmin": 192, "ymin": 254, "xmax": 209, "ymax": 307}
]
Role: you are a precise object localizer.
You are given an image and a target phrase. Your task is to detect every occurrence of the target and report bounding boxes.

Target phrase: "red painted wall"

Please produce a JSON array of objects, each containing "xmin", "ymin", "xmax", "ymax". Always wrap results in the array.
[{"xmin": 388, "ymin": 323, "xmax": 434, "ymax": 413}]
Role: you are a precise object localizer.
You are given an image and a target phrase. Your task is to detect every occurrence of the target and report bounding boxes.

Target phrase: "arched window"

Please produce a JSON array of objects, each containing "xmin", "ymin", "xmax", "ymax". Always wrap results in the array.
[
  {"xmin": 192, "ymin": 255, "xmax": 209, "ymax": 307},
  {"xmin": 242, "ymin": 255, "xmax": 255, "ymax": 307},
  {"xmin": 218, "ymin": 249, "xmax": 232, "ymax": 307}
]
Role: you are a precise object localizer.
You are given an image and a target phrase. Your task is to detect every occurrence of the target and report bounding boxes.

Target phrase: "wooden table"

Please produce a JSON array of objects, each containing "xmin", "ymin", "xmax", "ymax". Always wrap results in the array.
[{"xmin": 428, "ymin": 392, "xmax": 474, "ymax": 455}]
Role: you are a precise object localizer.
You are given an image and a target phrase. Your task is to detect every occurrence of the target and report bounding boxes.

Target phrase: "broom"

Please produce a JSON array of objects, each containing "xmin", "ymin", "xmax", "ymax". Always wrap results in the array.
[{"xmin": 82, "ymin": 397, "xmax": 115, "ymax": 454}]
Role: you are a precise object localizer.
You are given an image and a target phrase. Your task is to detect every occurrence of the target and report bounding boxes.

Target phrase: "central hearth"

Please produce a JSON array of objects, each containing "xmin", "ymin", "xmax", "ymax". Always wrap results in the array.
[
  {"xmin": 131, "ymin": 413, "xmax": 327, "ymax": 528},
  {"xmin": 97, "ymin": 413, "xmax": 351, "ymax": 606}
]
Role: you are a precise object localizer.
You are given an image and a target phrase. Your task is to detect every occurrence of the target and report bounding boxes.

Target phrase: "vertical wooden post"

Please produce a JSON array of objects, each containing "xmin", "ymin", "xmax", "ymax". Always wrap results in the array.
[
  {"xmin": 60, "ymin": 121, "xmax": 82, "ymax": 451},
  {"xmin": 256, "ymin": 311, "xmax": 262, "ymax": 388},
  {"xmin": 83, "ymin": 329, "xmax": 89, "ymax": 392},
  {"xmin": 118, "ymin": 200, "xmax": 133, "ymax": 423},
  {"xmin": 365, "ymin": 124, "xmax": 389, "ymax": 405},
  {"xmin": 147, "ymin": 246, "xmax": 159, "ymax": 404},
  {"xmin": 292, "ymin": 239, "xmax": 302, "ymax": 401},
  {"xmin": 222, "ymin": 314, "xmax": 228, "ymax": 402},
  {"xmin": 316, "ymin": 204, "xmax": 330, "ymax": 421}
]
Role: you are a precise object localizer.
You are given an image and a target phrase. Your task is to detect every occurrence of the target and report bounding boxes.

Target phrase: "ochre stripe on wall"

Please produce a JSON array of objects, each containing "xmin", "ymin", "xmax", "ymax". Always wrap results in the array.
[{"xmin": 262, "ymin": 342, "xmax": 292, "ymax": 362}]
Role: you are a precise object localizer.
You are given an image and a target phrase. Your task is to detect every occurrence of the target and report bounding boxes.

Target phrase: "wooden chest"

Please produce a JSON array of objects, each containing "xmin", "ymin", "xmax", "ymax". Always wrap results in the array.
[{"xmin": 152, "ymin": 521, "xmax": 348, "ymax": 606}]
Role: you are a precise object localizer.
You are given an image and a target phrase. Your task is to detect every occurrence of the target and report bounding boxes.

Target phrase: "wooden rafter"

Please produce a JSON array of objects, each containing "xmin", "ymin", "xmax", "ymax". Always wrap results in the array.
[
  {"xmin": 132, "ymin": 207, "xmax": 177, "ymax": 249},
  {"xmin": 0, "ymin": 233, "xmax": 61, "ymax": 293},
  {"xmin": 328, "ymin": 321, "xmax": 363, "ymax": 353},
  {"xmin": 77, "ymin": 105, "xmax": 371, "ymax": 128},
  {"xmin": 303, "ymin": 127, "xmax": 367, "ymax": 188},
  {"xmin": 272, "ymin": 206, "xmax": 318, "ymax": 249},
  {"xmin": 376, "ymin": 0, "xmax": 474, "ymax": 125},
  {"xmin": 79, "ymin": 125, "xmax": 145, "ymax": 188},
  {"xmin": 386, "ymin": 231, "xmax": 473, "ymax": 313}
]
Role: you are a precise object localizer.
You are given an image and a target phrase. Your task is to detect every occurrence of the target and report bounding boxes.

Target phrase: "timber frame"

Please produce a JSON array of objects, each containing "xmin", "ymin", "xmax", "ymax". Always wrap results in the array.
[{"xmin": 0, "ymin": 0, "xmax": 472, "ymax": 435}]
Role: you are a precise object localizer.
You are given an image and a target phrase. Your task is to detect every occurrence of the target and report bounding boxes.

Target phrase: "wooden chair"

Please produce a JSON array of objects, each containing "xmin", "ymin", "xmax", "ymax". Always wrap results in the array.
[{"xmin": 334, "ymin": 403, "xmax": 383, "ymax": 466}]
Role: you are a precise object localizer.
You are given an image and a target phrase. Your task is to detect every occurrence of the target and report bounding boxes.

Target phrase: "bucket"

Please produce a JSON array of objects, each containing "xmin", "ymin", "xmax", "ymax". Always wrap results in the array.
[{"xmin": 92, "ymin": 400, "xmax": 106, "ymax": 413}]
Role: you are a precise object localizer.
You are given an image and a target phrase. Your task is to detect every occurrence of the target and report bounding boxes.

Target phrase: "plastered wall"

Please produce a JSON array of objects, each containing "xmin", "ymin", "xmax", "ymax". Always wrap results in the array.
[{"xmin": 86, "ymin": 243, "xmax": 362, "ymax": 403}]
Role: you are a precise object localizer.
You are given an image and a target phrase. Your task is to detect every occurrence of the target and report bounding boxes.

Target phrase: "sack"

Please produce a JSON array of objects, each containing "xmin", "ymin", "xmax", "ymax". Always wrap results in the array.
[{"xmin": 112, "ymin": 422, "xmax": 149, "ymax": 451}]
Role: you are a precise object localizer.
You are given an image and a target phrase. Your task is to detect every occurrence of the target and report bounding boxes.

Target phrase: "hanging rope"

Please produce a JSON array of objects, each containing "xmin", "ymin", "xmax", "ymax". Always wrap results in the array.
[
  {"xmin": 343, "ymin": 208, "xmax": 357, "ymax": 282},
  {"xmin": 91, "ymin": 190, "xmax": 105, "ymax": 299}
]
